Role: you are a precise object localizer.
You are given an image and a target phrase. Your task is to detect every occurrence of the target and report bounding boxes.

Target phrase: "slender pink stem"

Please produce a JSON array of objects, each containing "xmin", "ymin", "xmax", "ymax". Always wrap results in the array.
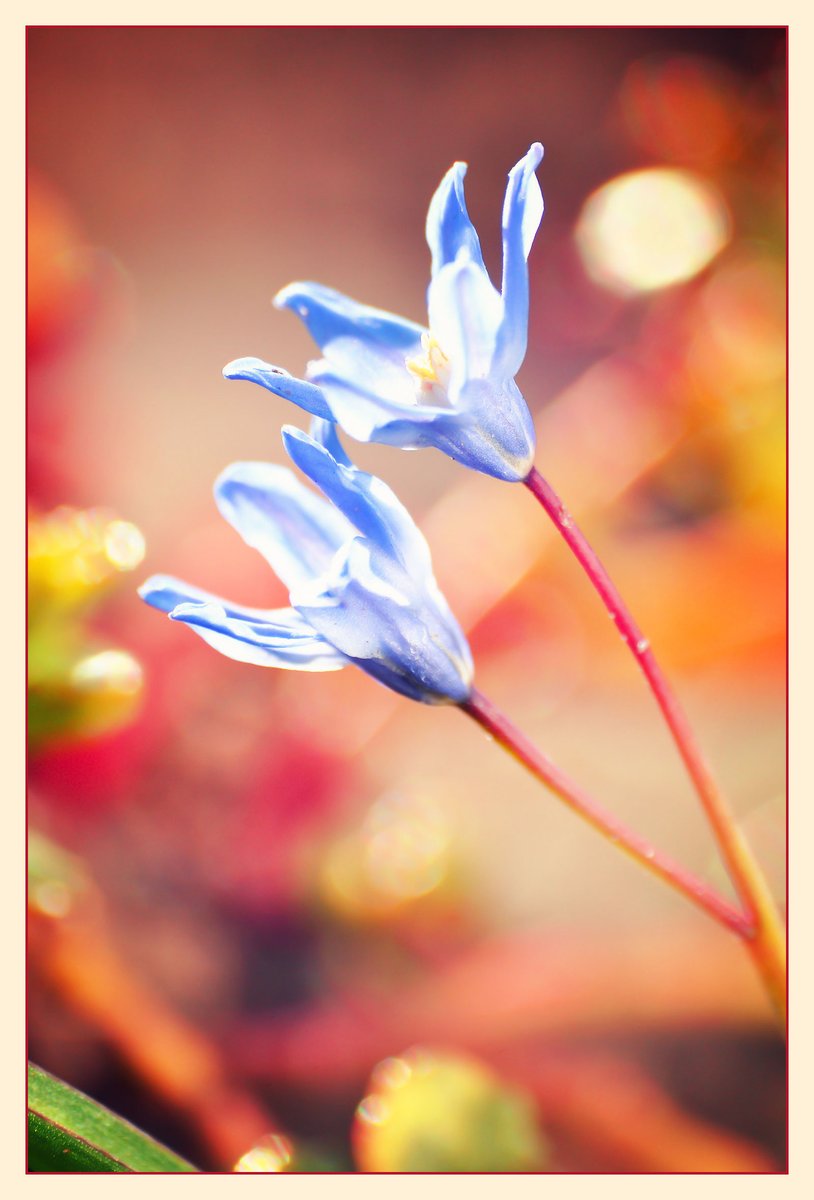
[
  {"xmin": 523, "ymin": 466, "xmax": 786, "ymax": 1020},
  {"xmin": 461, "ymin": 688, "xmax": 750, "ymax": 937},
  {"xmin": 525, "ymin": 470, "xmax": 725, "ymax": 865}
]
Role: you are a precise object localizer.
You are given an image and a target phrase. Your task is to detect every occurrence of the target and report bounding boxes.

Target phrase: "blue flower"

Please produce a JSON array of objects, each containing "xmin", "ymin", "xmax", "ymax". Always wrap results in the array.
[
  {"xmin": 139, "ymin": 421, "xmax": 474, "ymax": 705},
  {"xmin": 223, "ymin": 144, "xmax": 544, "ymax": 483}
]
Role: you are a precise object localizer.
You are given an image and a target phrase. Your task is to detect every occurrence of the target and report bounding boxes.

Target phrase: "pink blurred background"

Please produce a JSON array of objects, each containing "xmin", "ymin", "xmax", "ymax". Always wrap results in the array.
[{"xmin": 28, "ymin": 27, "xmax": 786, "ymax": 1172}]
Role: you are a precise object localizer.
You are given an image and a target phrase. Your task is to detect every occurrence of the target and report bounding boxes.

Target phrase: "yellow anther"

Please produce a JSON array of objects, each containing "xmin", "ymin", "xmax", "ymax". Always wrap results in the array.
[
  {"xmin": 405, "ymin": 333, "xmax": 451, "ymax": 392},
  {"xmin": 405, "ymin": 356, "xmax": 436, "ymax": 381}
]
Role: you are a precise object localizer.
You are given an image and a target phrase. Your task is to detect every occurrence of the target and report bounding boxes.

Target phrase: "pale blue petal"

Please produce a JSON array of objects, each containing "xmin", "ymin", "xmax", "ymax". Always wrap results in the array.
[
  {"xmin": 449, "ymin": 377, "xmax": 536, "ymax": 482},
  {"xmin": 214, "ymin": 462, "xmax": 352, "ymax": 592},
  {"xmin": 306, "ymin": 362, "xmax": 455, "ymax": 448},
  {"xmin": 494, "ymin": 143, "xmax": 544, "ymax": 377},
  {"xmin": 425, "ymin": 161, "xmax": 487, "ymax": 279},
  {"xmin": 275, "ymin": 281, "xmax": 424, "ymax": 363},
  {"xmin": 169, "ymin": 600, "xmax": 348, "ymax": 671},
  {"xmin": 138, "ymin": 574, "xmax": 274, "ymax": 621},
  {"xmin": 309, "ymin": 342, "xmax": 418, "ymax": 408},
  {"xmin": 308, "ymin": 416, "xmax": 352, "ymax": 467},
  {"xmin": 506, "ymin": 143, "xmax": 545, "ymax": 260},
  {"xmin": 294, "ymin": 539, "xmax": 473, "ymax": 704},
  {"xmin": 222, "ymin": 358, "xmax": 333, "ymax": 420},
  {"xmin": 275, "ymin": 282, "xmax": 424, "ymax": 409},
  {"xmin": 281, "ymin": 425, "xmax": 432, "ymax": 577},
  {"xmin": 427, "ymin": 253, "xmax": 503, "ymax": 388},
  {"xmin": 305, "ymin": 365, "xmax": 532, "ymax": 480}
]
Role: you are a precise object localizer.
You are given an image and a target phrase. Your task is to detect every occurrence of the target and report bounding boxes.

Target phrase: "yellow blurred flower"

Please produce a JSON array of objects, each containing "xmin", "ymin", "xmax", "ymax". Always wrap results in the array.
[
  {"xmin": 29, "ymin": 507, "xmax": 145, "ymax": 614},
  {"xmin": 28, "ymin": 507, "xmax": 146, "ymax": 746},
  {"xmin": 352, "ymin": 1046, "xmax": 548, "ymax": 1172}
]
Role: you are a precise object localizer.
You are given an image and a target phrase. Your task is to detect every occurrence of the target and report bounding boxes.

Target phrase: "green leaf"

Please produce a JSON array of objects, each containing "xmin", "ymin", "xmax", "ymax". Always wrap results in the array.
[{"xmin": 27, "ymin": 1064, "xmax": 198, "ymax": 1173}]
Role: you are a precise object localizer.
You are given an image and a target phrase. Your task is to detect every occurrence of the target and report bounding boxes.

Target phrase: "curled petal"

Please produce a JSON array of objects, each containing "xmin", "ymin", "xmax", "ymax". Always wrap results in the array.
[
  {"xmin": 138, "ymin": 574, "xmax": 273, "ymax": 621},
  {"xmin": 282, "ymin": 424, "xmax": 432, "ymax": 577},
  {"xmin": 425, "ymin": 161, "xmax": 486, "ymax": 279},
  {"xmin": 222, "ymin": 358, "xmax": 333, "ymax": 421},
  {"xmin": 494, "ymin": 142, "xmax": 544, "ymax": 377},
  {"xmin": 214, "ymin": 462, "xmax": 351, "ymax": 592},
  {"xmin": 169, "ymin": 600, "xmax": 348, "ymax": 671},
  {"xmin": 275, "ymin": 281, "xmax": 424, "ymax": 363}
]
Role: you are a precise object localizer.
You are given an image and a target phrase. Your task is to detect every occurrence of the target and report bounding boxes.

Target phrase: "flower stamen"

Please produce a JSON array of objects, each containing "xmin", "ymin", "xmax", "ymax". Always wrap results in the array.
[{"xmin": 405, "ymin": 332, "xmax": 451, "ymax": 399}]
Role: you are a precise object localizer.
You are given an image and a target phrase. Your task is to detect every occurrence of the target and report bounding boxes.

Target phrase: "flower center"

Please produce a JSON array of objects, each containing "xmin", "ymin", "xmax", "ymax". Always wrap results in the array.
[{"xmin": 405, "ymin": 332, "xmax": 451, "ymax": 403}]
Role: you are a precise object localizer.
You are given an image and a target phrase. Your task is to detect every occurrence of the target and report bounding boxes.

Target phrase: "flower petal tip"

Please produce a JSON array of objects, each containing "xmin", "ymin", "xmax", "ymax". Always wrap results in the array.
[
  {"xmin": 137, "ymin": 575, "xmax": 190, "ymax": 614},
  {"xmin": 136, "ymin": 577, "xmax": 158, "ymax": 602},
  {"xmin": 222, "ymin": 356, "xmax": 269, "ymax": 381},
  {"xmin": 280, "ymin": 423, "xmax": 311, "ymax": 453},
  {"xmin": 273, "ymin": 283, "xmax": 304, "ymax": 313}
]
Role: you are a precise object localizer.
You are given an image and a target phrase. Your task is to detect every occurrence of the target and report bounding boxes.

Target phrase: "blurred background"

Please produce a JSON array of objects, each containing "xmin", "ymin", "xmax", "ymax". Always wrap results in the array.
[{"xmin": 28, "ymin": 27, "xmax": 786, "ymax": 1172}]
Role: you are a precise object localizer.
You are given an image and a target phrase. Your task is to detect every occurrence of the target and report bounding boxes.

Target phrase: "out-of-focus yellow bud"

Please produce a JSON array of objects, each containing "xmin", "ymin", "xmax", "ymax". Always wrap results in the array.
[
  {"xmin": 352, "ymin": 1047, "xmax": 548, "ymax": 1173},
  {"xmin": 29, "ymin": 646, "xmax": 144, "ymax": 747},
  {"xmin": 28, "ymin": 506, "xmax": 146, "ymax": 747},
  {"xmin": 70, "ymin": 649, "xmax": 144, "ymax": 731}
]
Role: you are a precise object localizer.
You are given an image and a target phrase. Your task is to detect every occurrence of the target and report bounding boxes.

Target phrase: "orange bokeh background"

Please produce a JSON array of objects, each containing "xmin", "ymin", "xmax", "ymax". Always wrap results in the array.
[{"xmin": 28, "ymin": 27, "xmax": 786, "ymax": 1173}]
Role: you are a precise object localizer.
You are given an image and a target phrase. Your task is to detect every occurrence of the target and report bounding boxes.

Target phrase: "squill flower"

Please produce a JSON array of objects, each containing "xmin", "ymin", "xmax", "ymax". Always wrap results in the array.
[
  {"xmin": 139, "ymin": 421, "xmax": 473, "ymax": 705},
  {"xmin": 224, "ymin": 144, "xmax": 544, "ymax": 483}
]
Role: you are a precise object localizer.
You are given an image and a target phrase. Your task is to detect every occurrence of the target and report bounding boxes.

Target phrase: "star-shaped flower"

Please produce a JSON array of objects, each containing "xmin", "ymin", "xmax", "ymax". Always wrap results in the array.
[{"xmin": 224, "ymin": 144, "xmax": 544, "ymax": 482}]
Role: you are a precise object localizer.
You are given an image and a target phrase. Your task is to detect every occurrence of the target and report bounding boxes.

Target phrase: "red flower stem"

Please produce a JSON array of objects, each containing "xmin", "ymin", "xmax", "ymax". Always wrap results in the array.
[
  {"xmin": 523, "ymin": 466, "xmax": 786, "ymax": 1020},
  {"xmin": 460, "ymin": 688, "xmax": 749, "ymax": 937}
]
